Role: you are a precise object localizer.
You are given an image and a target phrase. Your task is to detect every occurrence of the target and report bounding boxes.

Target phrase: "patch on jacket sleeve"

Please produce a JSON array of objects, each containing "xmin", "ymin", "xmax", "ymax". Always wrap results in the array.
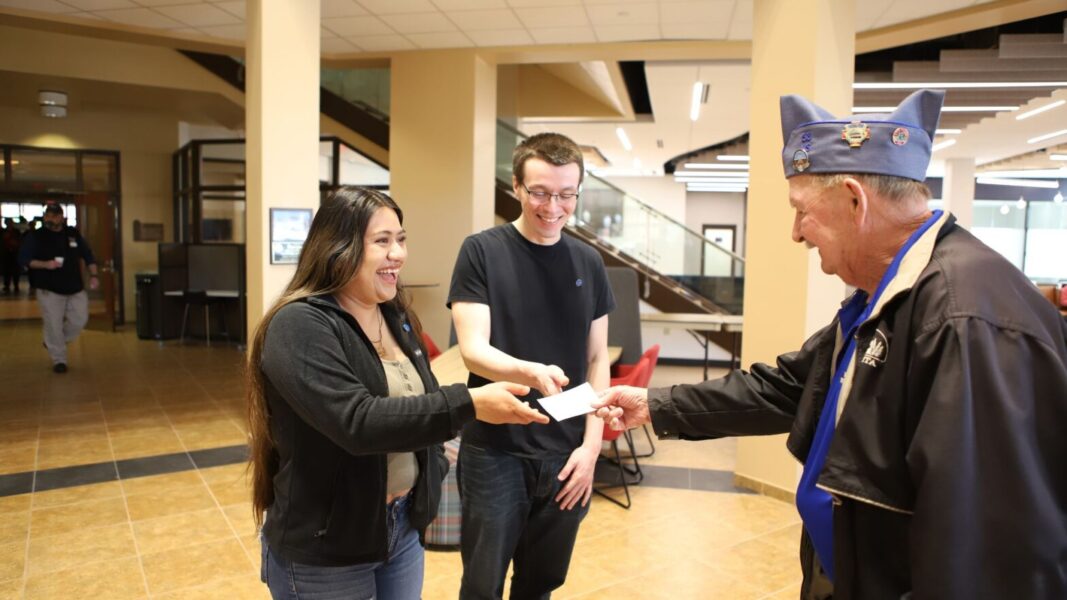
[{"xmin": 860, "ymin": 330, "xmax": 889, "ymax": 367}]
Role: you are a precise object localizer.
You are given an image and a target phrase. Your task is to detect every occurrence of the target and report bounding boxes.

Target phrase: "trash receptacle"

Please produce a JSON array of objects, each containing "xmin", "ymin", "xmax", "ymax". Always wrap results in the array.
[{"xmin": 136, "ymin": 273, "xmax": 161, "ymax": 340}]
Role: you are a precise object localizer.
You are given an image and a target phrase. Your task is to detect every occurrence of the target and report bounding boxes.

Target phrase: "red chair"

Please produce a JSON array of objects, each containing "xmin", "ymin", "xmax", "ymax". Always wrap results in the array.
[
  {"xmin": 593, "ymin": 355, "xmax": 650, "ymax": 509},
  {"xmin": 612, "ymin": 345, "xmax": 660, "ymax": 459},
  {"xmin": 421, "ymin": 331, "xmax": 442, "ymax": 361}
]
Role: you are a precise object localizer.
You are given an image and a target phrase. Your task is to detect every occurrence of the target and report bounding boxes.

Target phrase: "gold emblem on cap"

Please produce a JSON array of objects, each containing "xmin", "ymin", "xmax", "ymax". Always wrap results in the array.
[{"xmin": 841, "ymin": 121, "xmax": 871, "ymax": 148}]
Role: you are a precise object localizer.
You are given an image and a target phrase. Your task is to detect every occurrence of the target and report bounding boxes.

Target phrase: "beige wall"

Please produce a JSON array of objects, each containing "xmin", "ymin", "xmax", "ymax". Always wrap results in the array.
[
  {"xmin": 0, "ymin": 100, "xmax": 179, "ymax": 323},
  {"xmin": 390, "ymin": 50, "xmax": 498, "ymax": 347},
  {"xmin": 736, "ymin": 0, "xmax": 854, "ymax": 497}
]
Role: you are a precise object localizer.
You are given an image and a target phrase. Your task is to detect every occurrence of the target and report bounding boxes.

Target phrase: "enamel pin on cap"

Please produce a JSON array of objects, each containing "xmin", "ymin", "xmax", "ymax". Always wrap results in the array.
[{"xmin": 778, "ymin": 89, "xmax": 945, "ymax": 181}]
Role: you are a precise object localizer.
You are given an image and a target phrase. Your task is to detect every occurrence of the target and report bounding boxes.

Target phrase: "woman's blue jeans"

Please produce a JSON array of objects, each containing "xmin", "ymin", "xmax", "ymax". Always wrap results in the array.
[{"xmin": 260, "ymin": 493, "xmax": 424, "ymax": 600}]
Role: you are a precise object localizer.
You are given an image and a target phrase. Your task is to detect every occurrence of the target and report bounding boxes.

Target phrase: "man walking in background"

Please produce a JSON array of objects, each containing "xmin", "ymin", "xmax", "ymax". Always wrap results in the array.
[{"xmin": 19, "ymin": 204, "xmax": 100, "ymax": 373}]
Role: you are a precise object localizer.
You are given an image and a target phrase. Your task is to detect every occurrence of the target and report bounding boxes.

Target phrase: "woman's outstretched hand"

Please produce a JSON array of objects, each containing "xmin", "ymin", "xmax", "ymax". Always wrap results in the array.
[{"xmin": 470, "ymin": 382, "xmax": 550, "ymax": 425}]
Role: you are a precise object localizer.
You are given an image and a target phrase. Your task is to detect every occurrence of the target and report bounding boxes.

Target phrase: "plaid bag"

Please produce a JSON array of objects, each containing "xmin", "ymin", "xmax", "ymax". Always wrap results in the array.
[{"xmin": 426, "ymin": 436, "xmax": 462, "ymax": 549}]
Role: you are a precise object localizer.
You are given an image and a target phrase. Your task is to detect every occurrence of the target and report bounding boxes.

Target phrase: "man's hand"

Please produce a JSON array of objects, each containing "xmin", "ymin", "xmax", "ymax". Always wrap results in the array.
[
  {"xmin": 592, "ymin": 386, "xmax": 651, "ymax": 431},
  {"xmin": 523, "ymin": 362, "xmax": 569, "ymax": 397},
  {"xmin": 470, "ymin": 382, "xmax": 550, "ymax": 425},
  {"xmin": 555, "ymin": 445, "xmax": 597, "ymax": 510},
  {"xmin": 88, "ymin": 275, "xmax": 99, "ymax": 290}
]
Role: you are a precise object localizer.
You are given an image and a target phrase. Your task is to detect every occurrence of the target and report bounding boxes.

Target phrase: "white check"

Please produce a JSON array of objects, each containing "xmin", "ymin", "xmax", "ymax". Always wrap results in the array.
[{"xmin": 538, "ymin": 382, "xmax": 597, "ymax": 422}]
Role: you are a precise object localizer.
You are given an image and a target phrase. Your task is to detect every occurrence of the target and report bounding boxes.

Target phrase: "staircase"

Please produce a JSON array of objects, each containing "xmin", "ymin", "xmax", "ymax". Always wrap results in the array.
[{"xmin": 180, "ymin": 50, "xmax": 744, "ymax": 353}]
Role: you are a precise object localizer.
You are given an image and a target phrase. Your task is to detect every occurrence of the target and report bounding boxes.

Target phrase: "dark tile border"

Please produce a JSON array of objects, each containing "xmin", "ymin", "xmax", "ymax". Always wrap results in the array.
[
  {"xmin": 0, "ymin": 443, "xmax": 751, "ymax": 499},
  {"xmin": 0, "ymin": 444, "xmax": 250, "ymax": 498}
]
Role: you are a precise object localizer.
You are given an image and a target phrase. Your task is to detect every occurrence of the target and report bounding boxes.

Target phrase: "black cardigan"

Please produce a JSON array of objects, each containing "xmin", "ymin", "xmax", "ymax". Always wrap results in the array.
[{"xmin": 260, "ymin": 295, "xmax": 475, "ymax": 566}]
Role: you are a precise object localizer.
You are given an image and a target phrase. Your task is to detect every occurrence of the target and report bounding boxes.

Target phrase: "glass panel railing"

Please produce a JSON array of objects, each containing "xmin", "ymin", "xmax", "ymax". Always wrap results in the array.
[
  {"xmin": 321, "ymin": 67, "xmax": 391, "ymax": 122},
  {"xmin": 495, "ymin": 120, "xmax": 745, "ymax": 314}
]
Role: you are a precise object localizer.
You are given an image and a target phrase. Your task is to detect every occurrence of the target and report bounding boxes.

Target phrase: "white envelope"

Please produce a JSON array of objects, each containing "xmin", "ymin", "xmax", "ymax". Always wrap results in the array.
[{"xmin": 538, "ymin": 382, "xmax": 596, "ymax": 422}]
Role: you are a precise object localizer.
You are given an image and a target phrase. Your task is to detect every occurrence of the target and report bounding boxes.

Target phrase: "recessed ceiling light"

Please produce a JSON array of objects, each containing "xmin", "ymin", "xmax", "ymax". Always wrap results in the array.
[
  {"xmin": 854, "ymin": 106, "xmax": 1017, "ymax": 113},
  {"xmin": 690, "ymin": 82, "xmax": 708, "ymax": 122},
  {"xmin": 935, "ymin": 129, "xmax": 961, "ymax": 135},
  {"xmin": 683, "ymin": 163, "xmax": 749, "ymax": 170},
  {"xmin": 932, "ymin": 139, "xmax": 957, "ymax": 152},
  {"xmin": 977, "ymin": 177, "xmax": 1059, "ymax": 189},
  {"xmin": 1027, "ymin": 129, "xmax": 1067, "ymax": 144},
  {"xmin": 615, "ymin": 127, "xmax": 632, "ymax": 151},
  {"xmin": 1015, "ymin": 99, "xmax": 1065, "ymax": 121},
  {"xmin": 853, "ymin": 81, "xmax": 1067, "ymax": 90},
  {"xmin": 716, "ymin": 155, "xmax": 749, "ymax": 161}
]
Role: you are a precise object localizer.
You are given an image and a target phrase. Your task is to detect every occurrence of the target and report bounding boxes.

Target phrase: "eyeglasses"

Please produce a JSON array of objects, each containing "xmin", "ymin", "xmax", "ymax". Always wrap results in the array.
[{"xmin": 521, "ymin": 184, "xmax": 579, "ymax": 203}]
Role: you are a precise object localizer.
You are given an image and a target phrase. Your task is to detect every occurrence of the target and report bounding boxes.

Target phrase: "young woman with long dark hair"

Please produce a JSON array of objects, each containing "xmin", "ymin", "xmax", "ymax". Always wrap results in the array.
[{"xmin": 247, "ymin": 187, "xmax": 547, "ymax": 599}]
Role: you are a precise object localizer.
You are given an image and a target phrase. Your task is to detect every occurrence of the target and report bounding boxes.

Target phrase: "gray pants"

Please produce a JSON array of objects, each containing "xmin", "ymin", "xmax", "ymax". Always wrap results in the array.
[{"xmin": 37, "ymin": 289, "xmax": 89, "ymax": 365}]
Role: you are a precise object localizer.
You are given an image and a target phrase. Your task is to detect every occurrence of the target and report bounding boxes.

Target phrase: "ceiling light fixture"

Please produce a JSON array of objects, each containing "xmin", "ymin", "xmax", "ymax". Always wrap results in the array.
[
  {"xmin": 674, "ymin": 170, "xmax": 750, "ymax": 177},
  {"xmin": 676, "ymin": 177, "xmax": 750, "ymax": 184},
  {"xmin": 976, "ymin": 168, "xmax": 1067, "ymax": 179},
  {"xmin": 932, "ymin": 139, "xmax": 957, "ymax": 152},
  {"xmin": 1016, "ymin": 196, "xmax": 1027, "ymax": 210},
  {"xmin": 716, "ymin": 155, "xmax": 749, "ymax": 162},
  {"xmin": 1054, "ymin": 191, "xmax": 1064, "ymax": 203},
  {"xmin": 683, "ymin": 163, "xmax": 749, "ymax": 170},
  {"xmin": 38, "ymin": 90, "xmax": 67, "ymax": 118},
  {"xmin": 1027, "ymin": 129, "xmax": 1067, "ymax": 144},
  {"xmin": 853, "ymin": 81, "xmax": 1067, "ymax": 90},
  {"xmin": 687, "ymin": 185, "xmax": 748, "ymax": 193},
  {"xmin": 854, "ymin": 106, "xmax": 1017, "ymax": 113},
  {"xmin": 615, "ymin": 127, "xmax": 632, "ymax": 151},
  {"xmin": 999, "ymin": 205, "xmax": 1011, "ymax": 215},
  {"xmin": 1049, "ymin": 154, "xmax": 1067, "ymax": 161},
  {"xmin": 976, "ymin": 177, "xmax": 1059, "ymax": 189},
  {"xmin": 690, "ymin": 82, "xmax": 706, "ymax": 122},
  {"xmin": 935, "ymin": 129, "xmax": 962, "ymax": 135},
  {"xmin": 1015, "ymin": 99, "xmax": 1066, "ymax": 121}
]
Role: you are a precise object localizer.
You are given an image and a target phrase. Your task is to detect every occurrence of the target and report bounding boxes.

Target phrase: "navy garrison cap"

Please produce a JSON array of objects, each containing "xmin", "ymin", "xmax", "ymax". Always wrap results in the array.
[{"xmin": 780, "ymin": 89, "xmax": 945, "ymax": 182}]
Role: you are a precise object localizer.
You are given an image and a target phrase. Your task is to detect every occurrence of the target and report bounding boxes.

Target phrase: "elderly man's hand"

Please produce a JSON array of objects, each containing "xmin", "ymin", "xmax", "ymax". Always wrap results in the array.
[{"xmin": 592, "ymin": 386, "xmax": 651, "ymax": 431}]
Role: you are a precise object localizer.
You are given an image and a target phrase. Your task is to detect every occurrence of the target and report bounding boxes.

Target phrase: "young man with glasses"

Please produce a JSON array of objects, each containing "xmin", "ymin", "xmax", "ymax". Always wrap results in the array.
[{"xmin": 448, "ymin": 132, "xmax": 615, "ymax": 599}]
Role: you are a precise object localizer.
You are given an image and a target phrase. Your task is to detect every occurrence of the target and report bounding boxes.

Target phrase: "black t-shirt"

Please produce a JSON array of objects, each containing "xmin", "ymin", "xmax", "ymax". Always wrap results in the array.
[
  {"xmin": 447, "ymin": 224, "xmax": 615, "ymax": 457},
  {"xmin": 19, "ymin": 226, "xmax": 96, "ymax": 295}
]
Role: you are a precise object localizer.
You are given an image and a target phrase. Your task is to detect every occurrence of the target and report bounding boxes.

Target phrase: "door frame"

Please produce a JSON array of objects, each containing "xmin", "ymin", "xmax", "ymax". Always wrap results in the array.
[{"xmin": 0, "ymin": 144, "xmax": 124, "ymax": 326}]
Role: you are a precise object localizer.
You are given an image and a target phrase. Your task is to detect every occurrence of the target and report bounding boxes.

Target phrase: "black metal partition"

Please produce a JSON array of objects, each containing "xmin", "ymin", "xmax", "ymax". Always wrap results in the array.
[
  {"xmin": 172, "ymin": 136, "xmax": 388, "ymax": 245},
  {"xmin": 157, "ymin": 242, "xmax": 246, "ymax": 343}
]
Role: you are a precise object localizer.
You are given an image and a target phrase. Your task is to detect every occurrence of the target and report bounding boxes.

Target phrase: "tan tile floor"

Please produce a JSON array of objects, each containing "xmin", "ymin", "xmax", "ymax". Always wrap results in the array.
[{"xmin": 0, "ymin": 320, "xmax": 801, "ymax": 599}]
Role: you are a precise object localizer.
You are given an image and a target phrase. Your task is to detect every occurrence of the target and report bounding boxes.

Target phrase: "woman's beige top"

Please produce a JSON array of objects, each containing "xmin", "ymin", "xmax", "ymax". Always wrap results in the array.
[{"xmin": 381, "ymin": 356, "xmax": 423, "ymax": 500}]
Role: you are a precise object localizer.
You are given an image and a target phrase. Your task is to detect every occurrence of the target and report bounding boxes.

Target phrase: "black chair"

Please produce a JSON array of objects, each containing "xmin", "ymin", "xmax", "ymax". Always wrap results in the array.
[{"xmin": 179, "ymin": 291, "xmax": 230, "ymax": 346}]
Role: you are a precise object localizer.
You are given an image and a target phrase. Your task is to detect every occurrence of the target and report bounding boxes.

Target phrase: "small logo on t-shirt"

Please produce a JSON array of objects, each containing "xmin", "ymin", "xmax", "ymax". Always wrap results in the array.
[{"xmin": 575, "ymin": 278, "xmax": 583, "ymax": 287}]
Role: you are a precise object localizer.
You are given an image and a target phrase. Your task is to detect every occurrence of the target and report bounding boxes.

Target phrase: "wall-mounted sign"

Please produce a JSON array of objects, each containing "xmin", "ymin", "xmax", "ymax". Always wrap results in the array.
[{"xmin": 270, "ymin": 208, "xmax": 313, "ymax": 265}]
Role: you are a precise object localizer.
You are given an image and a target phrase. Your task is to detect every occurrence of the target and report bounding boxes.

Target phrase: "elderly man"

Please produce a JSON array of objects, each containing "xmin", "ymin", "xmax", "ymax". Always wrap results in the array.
[{"xmin": 595, "ymin": 90, "xmax": 1067, "ymax": 599}]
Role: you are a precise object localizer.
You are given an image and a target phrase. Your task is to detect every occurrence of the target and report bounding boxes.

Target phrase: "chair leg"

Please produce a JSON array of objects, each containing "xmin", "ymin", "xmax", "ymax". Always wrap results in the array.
[
  {"xmin": 204, "ymin": 305, "xmax": 211, "ymax": 347},
  {"xmin": 631, "ymin": 424, "xmax": 657, "ymax": 458},
  {"xmin": 180, "ymin": 303, "xmax": 190, "ymax": 344},
  {"xmin": 592, "ymin": 440, "xmax": 632, "ymax": 509},
  {"xmin": 621, "ymin": 430, "xmax": 644, "ymax": 483}
]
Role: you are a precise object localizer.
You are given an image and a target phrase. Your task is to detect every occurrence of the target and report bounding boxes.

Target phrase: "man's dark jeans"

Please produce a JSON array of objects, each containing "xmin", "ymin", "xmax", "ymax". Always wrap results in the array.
[{"xmin": 458, "ymin": 442, "xmax": 589, "ymax": 600}]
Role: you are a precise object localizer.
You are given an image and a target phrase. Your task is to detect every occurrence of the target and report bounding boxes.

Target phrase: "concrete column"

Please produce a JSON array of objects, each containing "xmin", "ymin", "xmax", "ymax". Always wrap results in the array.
[
  {"xmin": 942, "ymin": 157, "xmax": 976, "ymax": 229},
  {"xmin": 245, "ymin": 0, "xmax": 321, "ymax": 334},
  {"xmin": 390, "ymin": 50, "xmax": 497, "ymax": 346},
  {"xmin": 735, "ymin": 0, "xmax": 854, "ymax": 500}
]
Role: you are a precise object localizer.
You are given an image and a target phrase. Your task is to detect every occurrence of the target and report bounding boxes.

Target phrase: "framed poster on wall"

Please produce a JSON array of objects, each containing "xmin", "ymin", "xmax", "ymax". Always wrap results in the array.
[{"xmin": 270, "ymin": 208, "xmax": 313, "ymax": 265}]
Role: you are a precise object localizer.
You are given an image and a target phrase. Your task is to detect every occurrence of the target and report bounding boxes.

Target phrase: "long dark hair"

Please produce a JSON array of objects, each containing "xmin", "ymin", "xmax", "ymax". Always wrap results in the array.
[{"xmin": 246, "ymin": 186, "xmax": 423, "ymax": 526}]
